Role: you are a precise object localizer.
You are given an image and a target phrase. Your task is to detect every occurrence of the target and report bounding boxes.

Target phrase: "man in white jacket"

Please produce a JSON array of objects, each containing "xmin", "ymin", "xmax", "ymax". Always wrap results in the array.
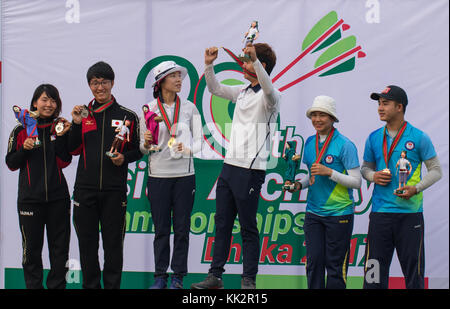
[{"xmin": 191, "ymin": 43, "xmax": 281, "ymax": 289}]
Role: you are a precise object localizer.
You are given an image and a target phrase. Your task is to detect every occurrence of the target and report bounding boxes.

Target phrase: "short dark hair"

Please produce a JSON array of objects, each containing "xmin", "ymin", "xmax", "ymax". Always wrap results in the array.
[
  {"xmin": 86, "ymin": 61, "xmax": 115, "ymax": 84},
  {"xmin": 254, "ymin": 43, "xmax": 277, "ymax": 75},
  {"xmin": 30, "ymin": 84, "xmax": 62, "ymax": 118},
  {"xmin": 396, "ymin": 101, "xmax": 407, "ymax": 114}
]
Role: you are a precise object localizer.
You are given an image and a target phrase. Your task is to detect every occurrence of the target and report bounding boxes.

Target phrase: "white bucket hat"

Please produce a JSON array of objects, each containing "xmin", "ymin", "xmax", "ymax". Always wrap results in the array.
[
  {"xmin": 152, "ymin": 61, "xmax": 187, "ymax": 87},
  {"xmin": 306, "ymin": 95, "xmax": 339, "ymax": 122}
]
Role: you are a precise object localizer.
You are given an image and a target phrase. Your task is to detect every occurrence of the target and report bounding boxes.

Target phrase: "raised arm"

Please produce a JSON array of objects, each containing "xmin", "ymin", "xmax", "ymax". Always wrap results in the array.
[
  {"xmin": 204, "ymin": 47, "xmax": 242, "ymax": 102},
  {"xmin": 253, "ymin": 58, "xmax": 280, "ymax": 111}
]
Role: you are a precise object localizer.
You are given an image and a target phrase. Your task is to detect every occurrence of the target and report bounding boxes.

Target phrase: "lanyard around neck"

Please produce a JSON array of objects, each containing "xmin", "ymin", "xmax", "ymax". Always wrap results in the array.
[
  {"xmin": 157, "ymin": 95, "xmax": 180, "ymax": 138},
  {"xmin": 383, "ymin": 121, "xmax": 407, "ymax": 168},
  {"xmin": 315, "ymin": 127, "xmax": 335, "ymax": 164}
]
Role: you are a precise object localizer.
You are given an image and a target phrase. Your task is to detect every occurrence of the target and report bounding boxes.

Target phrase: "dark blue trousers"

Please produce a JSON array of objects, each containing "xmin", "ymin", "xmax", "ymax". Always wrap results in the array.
[
  {"xmin": 147, "ymin": 175, "xmax": 195, "ymax": 279},
  {"xmin": 303, "ymin": 212, "xmax": 354, "ymax": 289},
  {"xmin": 209, "ymin": 163, "xmax": 266, "ymax": 281},
  {"xmin": 363, "ymin": 212, "xmax": 425, "ymax": 289}
]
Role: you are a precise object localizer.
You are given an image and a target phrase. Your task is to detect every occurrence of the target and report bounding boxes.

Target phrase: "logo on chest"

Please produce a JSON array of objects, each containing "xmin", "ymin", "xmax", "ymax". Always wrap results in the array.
[
  {"xmin": 325, "ymin": 154, "xmax": 334, "ymax": 164},
  {"xmin": 405, "ymin": 141, "xmax": 415, "ymax": 150}
]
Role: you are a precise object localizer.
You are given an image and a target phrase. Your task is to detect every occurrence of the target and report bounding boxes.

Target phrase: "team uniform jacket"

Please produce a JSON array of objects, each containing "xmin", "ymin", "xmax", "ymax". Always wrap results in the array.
[
  {"xmin": 363, "ymin": 122, "xmax": 437, "ymax": 213},
  {"xmin": 68, "ymin": 98, "xmax": 142, "ymax": 194},
  {"xmin": 6, "ymin": 118, "xmax": 72, "ymax": 204},
  {"xmin": 303, "ymin": 129, "xmax": 360, "ymax": 216}
]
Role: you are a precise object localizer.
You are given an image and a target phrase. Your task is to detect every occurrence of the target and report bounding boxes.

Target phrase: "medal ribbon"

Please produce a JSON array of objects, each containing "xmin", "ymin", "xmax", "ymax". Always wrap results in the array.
[
  {"xmin": 315, "ymin": 127, "xmax": 335, "ymax": 164},
  {"xmin": 88, "ymin": 96, "xmax": 115, "ymax": 116},
  {"xmin": 382, "ymin": 121, "xmax": 407, "ymax": 169},
  {"xmin": 37, "ymin": 123, "xmax": 52, "ymax": 129},
  {"xmin": 222, "ymin": 47, "xmax": 258, "ymax": 78},
  {"xmin": 37, "ymin": 121, "xmax": 56, "ymax": 135},
  {"xmin": 157, "ymin": 95, "xmax": 180, "ymax": 138}
]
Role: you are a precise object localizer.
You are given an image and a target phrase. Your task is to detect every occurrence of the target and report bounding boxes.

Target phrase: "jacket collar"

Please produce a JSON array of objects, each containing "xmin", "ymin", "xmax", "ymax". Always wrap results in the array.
[{"xmin": 246, "ymin": 83, "xmax": 261, "ymax": 93}]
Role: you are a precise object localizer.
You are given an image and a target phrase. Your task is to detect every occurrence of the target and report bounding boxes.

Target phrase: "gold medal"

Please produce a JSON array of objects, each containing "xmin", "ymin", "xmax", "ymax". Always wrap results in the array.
[
  {"xmin": 55, "ymin": 122, "xmax": 64, "ymax": 134},
  {"xmin": 168, "ymin": 137, "xmax": 176, "ymax": 148},
  {"xmin": 382, "ymin": 168, "xmax": 391, "ymax": 174},
  {"xmin": 157, "ymin": 96, "xmax": 181, "ymax": 149}
]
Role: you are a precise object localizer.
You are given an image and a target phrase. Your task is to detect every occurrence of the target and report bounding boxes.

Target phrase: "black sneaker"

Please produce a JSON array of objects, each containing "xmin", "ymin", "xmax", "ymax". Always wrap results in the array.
[
  {"xmin": 241, "ymin": 277, "xmax": 256, "ymax": 289},
  {"xmin": 191, "ymin": 273, "xmax": 224, "ymax": 289}
]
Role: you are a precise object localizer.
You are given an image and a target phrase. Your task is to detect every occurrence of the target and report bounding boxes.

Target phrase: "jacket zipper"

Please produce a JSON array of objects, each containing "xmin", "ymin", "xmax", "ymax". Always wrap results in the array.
[
  {"xmin": 99, "ymin": 111, "xmax": 106, "ymax": 190},
  {"xmin": 43, "ymin": 128, "xmax": 48, "ymax": 202}
]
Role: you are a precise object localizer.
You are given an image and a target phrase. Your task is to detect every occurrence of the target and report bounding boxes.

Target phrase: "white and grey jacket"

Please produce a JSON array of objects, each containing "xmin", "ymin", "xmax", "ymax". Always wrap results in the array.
[
  {"xmin": 204, "ymin": 58, "xmax": 281, "ymax": 171},
  {"xmin": 139, "ymin": 98, "xmax": 203, "ymax": 178}
]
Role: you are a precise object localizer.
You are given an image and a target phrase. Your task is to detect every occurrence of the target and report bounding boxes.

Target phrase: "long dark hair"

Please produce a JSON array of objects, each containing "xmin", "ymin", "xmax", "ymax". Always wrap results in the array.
[
  {"xmin": 29, "ymin": 84, "xmax": 62, "ymax": 119},
  {"xmin": 153, "ymin": 81, "xmax": 162, "ymax": 99}
]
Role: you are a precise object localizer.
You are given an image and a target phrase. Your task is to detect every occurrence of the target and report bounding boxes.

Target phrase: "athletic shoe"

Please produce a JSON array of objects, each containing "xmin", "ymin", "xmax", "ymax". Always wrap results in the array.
[
  {"xmin": 170, "ymin": 276, "xmax": 183, "ymax": 289},
  {"xmin": 190, "ymin": 273, "xmax": 224, "ymax": 289},
  {"xmin": 241, "ymin": 277, "xmax": 256, "ymax": 289},
  {"xmin": 149, "ymin": 277, "xmax": 167, "ymax": 289}
]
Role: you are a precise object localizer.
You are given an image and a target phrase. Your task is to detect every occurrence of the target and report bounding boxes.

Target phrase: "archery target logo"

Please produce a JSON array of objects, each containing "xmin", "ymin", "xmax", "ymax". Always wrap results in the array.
[
  {"xmin": 204, "ymin": 74, "xmax": 244, "ymax": 156},
  {"xmin": 135, "ymin": 10, "xmax": 365, "ymax": 158},
  {"xmin": 195, "ymin": 63, "xmax": 246, "ymax": 157}
]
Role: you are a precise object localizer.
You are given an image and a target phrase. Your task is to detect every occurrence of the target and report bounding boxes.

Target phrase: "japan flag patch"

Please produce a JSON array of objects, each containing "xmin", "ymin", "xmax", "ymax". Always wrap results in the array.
[{"xmin": 112, "ymin": 120, "xmax": 123, "ymax": 127}]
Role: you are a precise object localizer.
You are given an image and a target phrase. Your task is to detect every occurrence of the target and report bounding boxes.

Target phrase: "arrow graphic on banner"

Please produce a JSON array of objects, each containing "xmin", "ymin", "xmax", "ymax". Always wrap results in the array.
[
  {"xmin": 223, "ymin": 11, "xmax": 366, "ymax": 92},
  {"xmin": 221, "ymin": 47, "xmax": 257, "ymax": 78},
  {"xmin": 138, "ymin": 10, "xmax": 367, "ymax": 159},
  {"xmin": 276, "ymin": 10, "xmax": 366, "ymax": 91}
]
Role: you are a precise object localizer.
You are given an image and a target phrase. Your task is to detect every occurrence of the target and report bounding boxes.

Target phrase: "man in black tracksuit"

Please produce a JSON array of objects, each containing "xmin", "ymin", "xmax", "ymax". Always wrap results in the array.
[
  {"xmin": 6, "ymin": 84, "xmax": 72, "ymax": 289},
  {"xmin": 68, "ymin": 62, "xmax": 142, "ymax": 289}
]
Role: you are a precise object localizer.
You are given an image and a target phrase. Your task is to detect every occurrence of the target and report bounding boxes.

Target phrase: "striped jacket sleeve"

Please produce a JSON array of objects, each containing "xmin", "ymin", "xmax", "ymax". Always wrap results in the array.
[{"xmin": 5, "ymin": 125, "xmax": 29, "ymax": 171}]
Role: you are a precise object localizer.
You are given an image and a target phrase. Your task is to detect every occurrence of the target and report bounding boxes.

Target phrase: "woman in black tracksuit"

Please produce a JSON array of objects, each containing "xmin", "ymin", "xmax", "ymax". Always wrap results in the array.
[{"xmin": 5, "ymin": 84, "xmax": 72, "ymax": 289}]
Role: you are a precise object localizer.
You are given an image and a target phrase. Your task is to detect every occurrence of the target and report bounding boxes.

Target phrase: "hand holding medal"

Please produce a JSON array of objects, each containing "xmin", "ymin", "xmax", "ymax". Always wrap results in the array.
[
  {"xmin": 310, "ymin": 128, "xmax": 335, "ymax": 186},
  {"xmin": 157, "ymin": 95, "xmax": 181, "ymax": 150},
  {"xmin": 71, "ymin": 105, "xmax": 89, "ymax": 124},
  {"xmin": 175, "ymin": 141, "xmax": 191, "ymax": 156},
  {"xmin": 310, "ymin": 163, "xmax": 333, "ymax": 177},
  {"xmin": 54, "ymin": 117, "xmax": 71, "ymax": 136},
  {"xmin": 167, "ymin": 136, "xmax": 177, "ymax": 149},
  {"xmin": 373, "ymin": 169, "xmax": 392, "ymax": 186}
]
